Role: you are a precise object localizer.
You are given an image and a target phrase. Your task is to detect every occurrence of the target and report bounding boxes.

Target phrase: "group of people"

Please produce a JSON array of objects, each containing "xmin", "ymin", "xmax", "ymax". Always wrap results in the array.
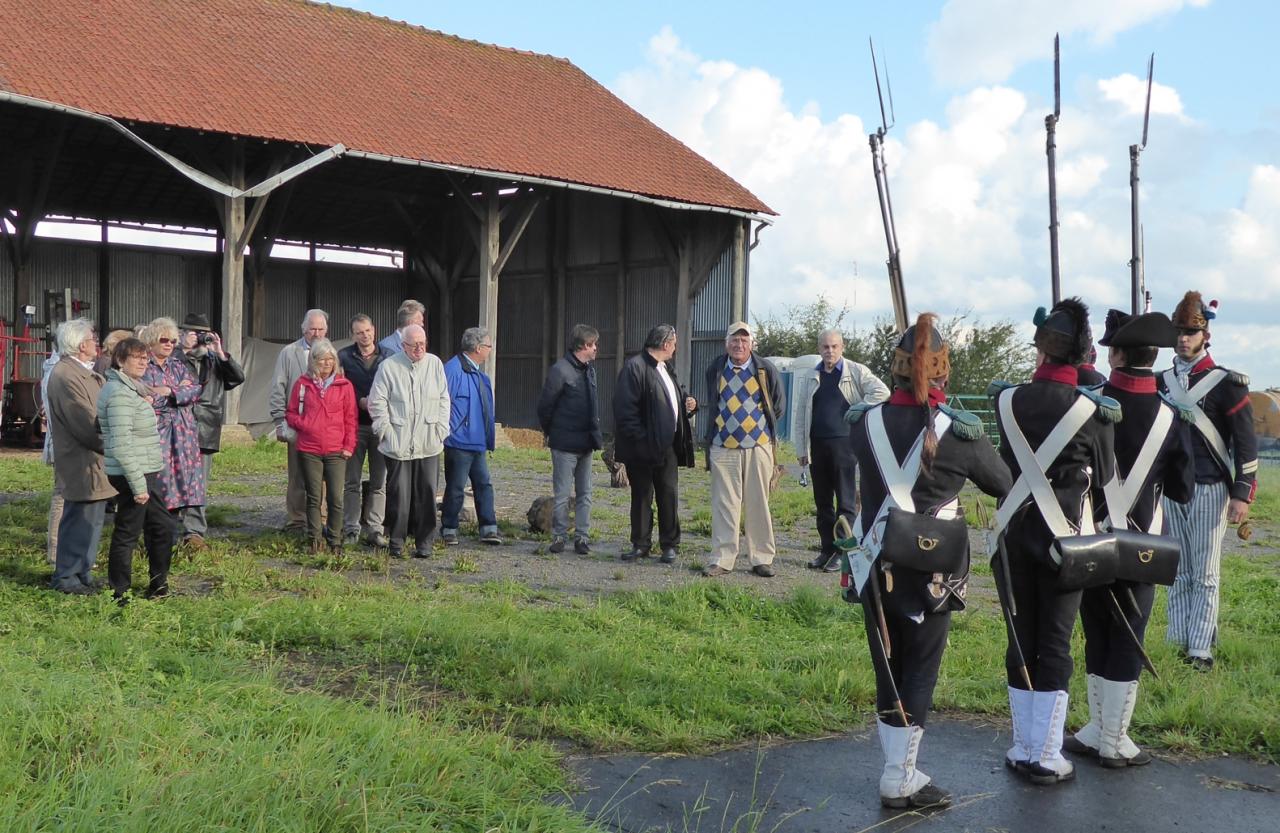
[
  {"xmin": 839, "ymin": 290, "xmax": 1256, "ymax": 810},
  {"xmin": 42, "ymin": 314, "xmax": 244, "ymax": 601}
]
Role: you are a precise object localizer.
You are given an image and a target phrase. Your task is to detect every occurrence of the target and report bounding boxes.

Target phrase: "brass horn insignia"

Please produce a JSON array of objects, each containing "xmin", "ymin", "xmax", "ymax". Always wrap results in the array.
[
  {"xmin": 1138, "ymin": 550, "xmax": 1154, "ymax": 563},
  {"xmin": 917, "ymin": 536, "xmax": 939, "ymax": 551}
]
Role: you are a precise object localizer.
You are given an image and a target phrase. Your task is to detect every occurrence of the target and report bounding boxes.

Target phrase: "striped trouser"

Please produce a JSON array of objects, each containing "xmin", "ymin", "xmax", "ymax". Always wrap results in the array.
[{"xmin": 1162, "ymin": 481, "xmax": 1229, "ymax": 657}]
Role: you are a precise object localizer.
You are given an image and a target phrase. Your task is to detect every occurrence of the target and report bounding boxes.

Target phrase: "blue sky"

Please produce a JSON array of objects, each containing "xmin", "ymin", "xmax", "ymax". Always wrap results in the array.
[{"xmin": 350, "ymin": 1, "xmax": 1280, "ymax": 383}]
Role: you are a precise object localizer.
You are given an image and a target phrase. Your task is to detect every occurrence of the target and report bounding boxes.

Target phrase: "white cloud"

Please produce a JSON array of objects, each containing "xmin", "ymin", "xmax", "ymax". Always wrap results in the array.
[
  {"xmin": 613, "ymin": 27, "xmax": 1280, "ymax": 386},
  {"xmin": 1097, "ymin": 73, "xmax": 1190, "ymax": 122},
  {"xmin": 926, "ymin": 0, "xmax": 1212, "ymax": 86}
]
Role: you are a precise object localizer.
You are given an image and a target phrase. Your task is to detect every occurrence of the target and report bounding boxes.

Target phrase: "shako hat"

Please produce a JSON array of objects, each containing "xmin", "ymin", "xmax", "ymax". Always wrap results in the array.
[
  {"xmin": 890, "ymin": 312, "xmax": 950, "ymax": 404},
  {"xmin": 1170, "ymin": 291, "xmax": 1216, "ymax": 331},
  {"xmin": 1033, "ymin": 297, "xmax": 1092, "ymax": 365},
  {"xmin": 1097, "ymin": 308, "xmax": 1178, "ymax": 349}
]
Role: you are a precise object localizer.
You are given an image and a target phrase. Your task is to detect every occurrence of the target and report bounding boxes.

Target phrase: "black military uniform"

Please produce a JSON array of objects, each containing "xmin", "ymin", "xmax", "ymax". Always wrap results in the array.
[
  {"xmin": 1067, "ymin": 309, "xmax": 1194, "ymax": 767},
  {"xmin": 845, "ymin": 314, "xmax": 1011, "ymax": 809},
  {"xmin": 992, "ymin": 298, "xmax": 1116, "ymax": 786},
  {"xmin": 1158, "ymin": 291, "xmax": 1258, "ymax": 669}
]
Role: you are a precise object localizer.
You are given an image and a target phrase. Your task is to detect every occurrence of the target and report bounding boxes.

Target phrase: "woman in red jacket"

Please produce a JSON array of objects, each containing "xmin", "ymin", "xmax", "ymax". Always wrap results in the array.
[{"xmin": 286, "ymin": 339, "xmax": 356, "ymax": 553}]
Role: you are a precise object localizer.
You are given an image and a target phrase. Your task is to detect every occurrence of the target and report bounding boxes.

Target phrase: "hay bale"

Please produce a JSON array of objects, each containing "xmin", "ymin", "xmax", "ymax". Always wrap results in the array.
[{"xmin": 504, "ymin": 427, "xmax": 547, "ymax": 449}]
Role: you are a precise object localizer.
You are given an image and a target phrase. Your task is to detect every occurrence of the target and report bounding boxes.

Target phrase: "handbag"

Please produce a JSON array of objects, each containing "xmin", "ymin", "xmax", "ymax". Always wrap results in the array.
[
  {"xmin": 1111, "ymin": 529, "xmax": 1180, "ymax": 585},
  {"xmin": 880, "ymin": 507, "xmax": 969, "ymax": 574},
  {"xmin": 1050, "ymin": 533, "xmax": 1118, "ymax": 591}
]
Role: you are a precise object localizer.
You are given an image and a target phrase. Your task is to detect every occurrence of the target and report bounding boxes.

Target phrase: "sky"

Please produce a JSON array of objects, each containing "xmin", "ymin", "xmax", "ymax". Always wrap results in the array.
[{"xmin": 348, "ymin": 1, "xmax": 1280, "ymax": 384}]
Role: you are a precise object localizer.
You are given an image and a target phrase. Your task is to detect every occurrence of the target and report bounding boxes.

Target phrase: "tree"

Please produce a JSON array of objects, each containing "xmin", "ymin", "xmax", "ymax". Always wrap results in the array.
[{"xmin": 751, "ymin": 298, "xmax": 1034, "ymax": 395}]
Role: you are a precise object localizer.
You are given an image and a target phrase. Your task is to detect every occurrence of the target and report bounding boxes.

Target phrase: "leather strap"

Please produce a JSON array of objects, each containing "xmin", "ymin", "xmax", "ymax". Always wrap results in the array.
[
  {"xmin": 1162, "ymin": 367, "xmax": 1231, "ymax": 472},
  {"xmin": 1102, "ymin": 404, "xmax": 1174, "ymax": 534}
]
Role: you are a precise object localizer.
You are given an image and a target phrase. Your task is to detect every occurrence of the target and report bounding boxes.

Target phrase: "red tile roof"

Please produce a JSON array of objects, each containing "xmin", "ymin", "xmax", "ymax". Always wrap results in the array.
[{"xmin": 0, "ymin": 0, "xmax": 773, "ymax": 215}]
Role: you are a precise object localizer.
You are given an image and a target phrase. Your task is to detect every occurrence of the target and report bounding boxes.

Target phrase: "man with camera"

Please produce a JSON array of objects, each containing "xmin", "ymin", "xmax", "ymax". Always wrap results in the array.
[{"xmin": 178, "ymin": 312, "xmax": 245, "ymax": 548}]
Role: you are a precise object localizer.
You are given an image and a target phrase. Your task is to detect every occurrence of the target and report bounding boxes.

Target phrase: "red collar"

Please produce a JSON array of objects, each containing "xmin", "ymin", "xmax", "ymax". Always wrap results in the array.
[
  {"xmin": 889, "ymin": 387, "xmax": 946, "ymax": 407},
  {"xmin": 1192, "ymin": 354, "xmax": 1216, "ymax": 374},
  {"xmin": 1033, "ymin": 363, "xmax": 1078, "ymax": 385},
  {"xmin": 1080, "ymin": 363, "xmax": 1097, "ymax": 373},
  {"xmin": 1108, "ymin": 369, "xmax": 1157, "ymax": 393}
]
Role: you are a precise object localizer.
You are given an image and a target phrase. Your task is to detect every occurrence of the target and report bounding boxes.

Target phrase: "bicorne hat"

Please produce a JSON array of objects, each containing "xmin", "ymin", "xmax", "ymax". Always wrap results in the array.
[{"xmin": 1097, "ymin": 309, "xmax": 1178, "ymax": 349}]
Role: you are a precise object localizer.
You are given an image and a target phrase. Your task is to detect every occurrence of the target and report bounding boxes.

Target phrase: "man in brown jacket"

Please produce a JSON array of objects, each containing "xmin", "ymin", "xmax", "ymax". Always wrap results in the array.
[{"xmin": 46, "ymin": 318, "xmax": 115, "ymax": 594}]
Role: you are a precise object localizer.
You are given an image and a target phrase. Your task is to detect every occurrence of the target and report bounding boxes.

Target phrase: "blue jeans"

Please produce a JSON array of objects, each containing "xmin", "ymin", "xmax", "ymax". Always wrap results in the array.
[
  {"xmin": 51, "ymin": 498, "xmax": 107, "ymax": 591},
  {"xmin": 441, "ymin": 447, "xmax": 497, "ymax": 535}
]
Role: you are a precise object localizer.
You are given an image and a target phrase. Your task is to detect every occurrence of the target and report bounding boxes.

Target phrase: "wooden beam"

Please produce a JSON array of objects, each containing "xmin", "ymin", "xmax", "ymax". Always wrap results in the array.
[
  {"xmin": 615, "ymin": 201, "xmax": 628, "ymax": 377},
  {"xmin": 492, "ymin": 193, "xmax": 543, "ymax": 279},
  {"xmin": 18, "ymin": 119, "xmax": 67, "ymax": 253},
  {"xmin": 542, "ymin": 191, "xmax": 556, "ymax": 373},
  {"xmin": 642, "ymin": 204, "xmax": 681, "ymax": 274},
  {"xmin": 445, "ymin": 172, "xmax": 486, "ymax": 224},
  {"xmin": 97, "ymin": 220, "xmax": 110, "ymax": 335},
  {"xmin": 220, "ymin": 144, "xmax": 246, "ymax": 424},
  {"xmin": 554, "ymin": 192, "xmax": 568, "ymax": 353},
  {"xmin": 731, "ymin": 218, "xmax": 747, "ymax": 322},
  {"xmin": 477, "ymin": 182, "xmax": 500, "ymax": 379},
  {"xmin": 675, "ymin": 227, "xmax": 693, "ymax": 385},
  {"xmin": 688, "ymin": 219, "xmax": 736, "ymax": 300}
]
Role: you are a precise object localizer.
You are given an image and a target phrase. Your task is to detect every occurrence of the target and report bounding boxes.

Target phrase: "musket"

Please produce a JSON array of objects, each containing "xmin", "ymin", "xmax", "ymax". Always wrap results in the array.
[
  {"xmin": 1045, "ymin": 34, "xmax": 1063, "ymax": 305},
  {"xmin": 868, "ymin": 39, "xmax": 909, "ymax": 333},
  {"xmin": 994, "ymin": 532, "xmax": 1034, "ymax": 690},
  {"xmin": 1108, "ymin": 587, "xmax": 1159, "ymax": 679},
  {"xmin": 1129, "ymin": 54, "xmax": 1155, "ymax": 315},
  {"xmin": 865, "ymin": 583, "xmax": 911, "ymax": 727}
]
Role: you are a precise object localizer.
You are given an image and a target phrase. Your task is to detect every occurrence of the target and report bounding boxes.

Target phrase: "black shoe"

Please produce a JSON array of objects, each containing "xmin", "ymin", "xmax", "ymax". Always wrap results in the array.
[
  {"xmin": 752, "ymin": 564, "xmax": 775, "ymax": 578},
  {"xmin": 822, "ymin": 553, "xmax": 843, "ymax": 573},
  {"xmin": 574, "ymin": 538, "xmax": 591, "ymax": 555},
  {"xmin": 881, "ymin": 782, "xmax": 952, "ymax": 809},
  {"xmin": 58, "ymin": 583, "xmax": 96, "ymax": 596},
  {"xmin": 144, "ymin": 584, "xmax": 170, "ymax": 600},
  {"xmin": 807, "ymin": 553, "xmax": 831, "ymax": 569},
  {"xmin": 1188, "ymin": 656, "xmax": 1215, "ymax": 672},
  {"xmin": 1024, "ymin": 761, "xmax": 1075, "ymax": 785},
  {"xmin": 412, "ymin": 549, "xmax": 431, "ymax": 559},
  {"xmin": 549, "ymin": 537, "xmax": 566, "ymax": 554},
  {"xmin": 620, "ymin": 546, "xmax": 651, "ymax": 562},
  {"xmin": 388, "ymin": 547, "xmax": 404, "ymax": 559},
  {"xmin": 659, "ymin": 547, "xmax": 677, "ymax": 564},
  {"xmin": 1062, "ymin": 736, "xmax": 1098, "ymax": 757},
  {"xmin": 1101, "ymin": 748, "xmax": 1152, "ymax": 768},
  {"xmin": 479, "ymin": 531, "xmax": 504, "ymax": 545},
  {"xmin": 364, "ymin": 532, "xmax": 389, "ymax": 548},
  {"xmin": 343, "ymin": 530, "xmax": 360, "ymax": 546}
]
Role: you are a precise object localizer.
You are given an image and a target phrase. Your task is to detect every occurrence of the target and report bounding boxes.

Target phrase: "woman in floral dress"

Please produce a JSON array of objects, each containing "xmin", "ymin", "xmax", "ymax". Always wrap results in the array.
[{"xmin": 140, "ymin": 317, "xmax": 205, "ymax": 517}]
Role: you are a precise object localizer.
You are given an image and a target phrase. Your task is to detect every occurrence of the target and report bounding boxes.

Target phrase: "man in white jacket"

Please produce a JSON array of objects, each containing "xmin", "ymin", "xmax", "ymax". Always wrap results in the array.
[
  {"xmin": 367, "ymin": 324, "xmax": 450, "ymax": 558},
  {"xmin": 793, "ymin": 329, "xmax": 889, "ymax": 571},
  {"xmin": 269, "ymin": 309, "xmax": 329, "ymax": 531}
]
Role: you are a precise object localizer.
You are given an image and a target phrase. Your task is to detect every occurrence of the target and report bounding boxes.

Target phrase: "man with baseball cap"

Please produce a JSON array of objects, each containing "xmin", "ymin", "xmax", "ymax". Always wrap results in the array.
[{"xmin": 700, "ymin": 321, "xmax": 785, "ymax": 578}]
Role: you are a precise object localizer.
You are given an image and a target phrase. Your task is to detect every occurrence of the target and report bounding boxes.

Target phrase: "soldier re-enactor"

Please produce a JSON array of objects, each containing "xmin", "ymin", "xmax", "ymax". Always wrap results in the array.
[
  {"xmin": 1066, "ymin": 309, "xmax": 1193, "ymax": 767},
  {"xmin": 992, "ymin": 298, "xmax": 1116, "ymax": 786},
  {"xmin": 1158, "ymin": 292, "xmax": 1257, "ymax": 671},
  {"xmin": 845, "ymin": 314, "xmax": 1010, "ymax": 809}
]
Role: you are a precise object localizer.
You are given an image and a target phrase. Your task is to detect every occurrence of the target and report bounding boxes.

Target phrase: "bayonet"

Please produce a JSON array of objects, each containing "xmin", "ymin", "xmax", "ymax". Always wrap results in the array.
[
  {"xmin": 1129, "ymin": 54, "xmax": 1155, "ymax": 314},
  {"xmin": 868, "ymin": 38, "xmax": 909, "ymax": 333},
  {"xmin": 1045, "ymin": 34, "xmax": 1062, "ymax": 305}
]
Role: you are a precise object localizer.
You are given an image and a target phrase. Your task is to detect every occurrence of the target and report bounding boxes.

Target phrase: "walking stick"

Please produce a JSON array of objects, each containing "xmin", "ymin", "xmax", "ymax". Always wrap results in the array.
[
  {"xmin": 1107, "ymin": 587, "xmax": 1160, "ymax": 680},
  {"xmin": 994, "ymin": 533, "xmax": 1034, "ymax": 690},
  {"xmin": 866, "ymin": 593, "xmax": 911, "ymax": 727}
]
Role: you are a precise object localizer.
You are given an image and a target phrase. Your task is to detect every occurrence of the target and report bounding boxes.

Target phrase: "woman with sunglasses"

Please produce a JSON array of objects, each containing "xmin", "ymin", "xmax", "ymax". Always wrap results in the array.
[{"xmin": 140, "ymin": 317, "xmax": 205, "ymax": 533}]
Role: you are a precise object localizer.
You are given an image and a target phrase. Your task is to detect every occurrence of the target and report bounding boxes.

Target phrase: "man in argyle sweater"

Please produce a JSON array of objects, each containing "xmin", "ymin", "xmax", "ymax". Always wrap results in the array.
[{"xmin": 700, "ymin": 322, "xmax": 786, "ymax": 578}]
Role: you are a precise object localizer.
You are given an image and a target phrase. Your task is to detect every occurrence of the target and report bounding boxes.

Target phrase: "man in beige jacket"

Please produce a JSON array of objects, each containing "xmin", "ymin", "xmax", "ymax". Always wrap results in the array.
[
  {"xmin": 792, "ymin": 329, "xmax": 888, "ymax": 571},
  {"xmin": 47, "ymin": 319, "xmax": 115, "ymax": 594}
]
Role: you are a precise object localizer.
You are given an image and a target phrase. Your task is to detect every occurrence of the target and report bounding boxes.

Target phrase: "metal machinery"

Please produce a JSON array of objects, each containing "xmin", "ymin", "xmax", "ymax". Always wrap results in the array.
[{"xmin": 0, "ymin": 288, "xmax": 88, "ymax": 447}]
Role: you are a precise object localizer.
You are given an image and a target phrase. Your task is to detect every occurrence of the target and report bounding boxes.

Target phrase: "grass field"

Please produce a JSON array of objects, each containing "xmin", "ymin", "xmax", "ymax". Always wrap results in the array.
[{"xmin": 0, "ymin": 446, "xmax": 1275, "ymax": 830}]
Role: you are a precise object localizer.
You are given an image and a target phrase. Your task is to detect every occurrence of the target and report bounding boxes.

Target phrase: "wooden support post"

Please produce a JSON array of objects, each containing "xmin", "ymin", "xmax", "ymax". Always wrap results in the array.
[
  {"xmin": 554, "ymin": 193, "xmax": 568, "ymax": 354},
  {"xmin": 220, "ymin": 144, "xmax": 246, "ymax": 424},
  {"xmin": 541, "ymin": 192, "xmax": 556, "ymax": 372},
  {"xmin": 731, "ymin": 218, "xmax": 747, "ymax": 322},
  {"xmin": 675, "ymin": 227, "xmax": 693, "ymax": 386},
  {"xmin": 306, "ymin": 242, "xmax": 318, "ymax": 311},
  {"xmin": 478, "ymin": 182, "xmax": 500, "ymax": 378}
]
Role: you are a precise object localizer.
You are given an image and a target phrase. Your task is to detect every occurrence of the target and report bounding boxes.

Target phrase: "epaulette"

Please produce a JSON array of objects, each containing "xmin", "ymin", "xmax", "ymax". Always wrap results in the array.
[
  {"xmin": 1076, "ymin": 385, "xmax": 1122, "ymax": 424},
  {"xmin": 845, "ymin": 401, "xmax": 876, "ymax": 424},
  {"xmin": 1159, "ymin": 390, "xmax": 1195, "ymax": 422},
  {"xmin": 937, "ymin": 403, "xmax": 984, "ymax": 441},
  {"xmin": 1225, "ymin": 369, "xmax": 1250, "ymax": 387},
  {"xmin": 986, "ymin": 380, "xmax": 1017, "ymax": 400}
]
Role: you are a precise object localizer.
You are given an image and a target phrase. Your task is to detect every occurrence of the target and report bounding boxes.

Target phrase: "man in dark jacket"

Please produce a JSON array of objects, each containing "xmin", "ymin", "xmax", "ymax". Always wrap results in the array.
[
  {"xmin": 701, "ymin": 322, "xmax": 786, "ymax": 578},
  {"xmin": 992, "ymin": 298, "xmax": 1116, "ymax": 786},
  {"xmin": 1065, "ymin": 309, "xmax": 1193, "ymax": 767},
  {"xmin": 613, "ymin": 324, "xmax": 697, "ymax": 564},
  {"xmin": 536, "ymin": 324, "xmax": 602, "ymax": 554},
  {"xmin": 338, "ymin": 314, "xmax": 396, "ymax": 547},
  {"xmin": 442, "ymin": 327, "xmax": 500, "ymax": 546},
  {"xmin": 178, "ymin": 313, "xmax": 245, "ymax": 548}
]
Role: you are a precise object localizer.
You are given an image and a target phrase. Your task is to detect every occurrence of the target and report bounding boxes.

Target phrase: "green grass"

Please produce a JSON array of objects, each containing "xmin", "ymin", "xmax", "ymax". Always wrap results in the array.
[{"xmin": 0, "ymin": 443, "xmax": 1276, "ymax": 828}]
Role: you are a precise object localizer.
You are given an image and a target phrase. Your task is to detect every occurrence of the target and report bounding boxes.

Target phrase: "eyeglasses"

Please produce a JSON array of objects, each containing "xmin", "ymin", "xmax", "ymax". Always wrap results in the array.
[
  {"xmin": 158, "ymin": 337, "xmax": 178, "ymax": 345},
  {"xmin": 478, "ymin": 343, "xmax": 494, "ymax": 350},
  {"xmin": 404, "ymin": 342, "xmax": 427, "ymax": 351}
]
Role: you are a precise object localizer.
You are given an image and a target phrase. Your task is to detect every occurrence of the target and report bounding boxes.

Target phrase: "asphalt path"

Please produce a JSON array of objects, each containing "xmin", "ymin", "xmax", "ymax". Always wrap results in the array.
[{"xmin": 563, "ymin": 719, "xmax": 1277, "ymax": 833}]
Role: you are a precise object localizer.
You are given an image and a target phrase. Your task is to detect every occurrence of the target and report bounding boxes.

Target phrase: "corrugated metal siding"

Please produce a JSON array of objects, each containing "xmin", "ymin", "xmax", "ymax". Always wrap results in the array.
[
  {"xmin": 624, "ymin": 265, "xmax": 676, "ymax": 351},
  {"xmin": 566, "ymin": 267, "xmax": 617, "ymax": 362},
  {"xmin": 692, "ymin": 245, "xmax": 733, "ymax": 336},
  {"xmin": 567, "ymin": 192, "xmax": 621, "ymax": 267},
  {"xmin": 496, "ymin": 273, "xmax": 545, "ymax": 357},
  {"xmin": 312, "ymin": 264, "xmax": 402, "ymax": 342},
  {"xmin": 260, "ymin": 261, "xmax": 308, "ymax": 341},
  {"xmin": 494, "ymin": 356, "xmax": 544, "ymax": 431},
  {"xmin": 109, "ymin": 246, "xmax": 208, "ymax": 332}
]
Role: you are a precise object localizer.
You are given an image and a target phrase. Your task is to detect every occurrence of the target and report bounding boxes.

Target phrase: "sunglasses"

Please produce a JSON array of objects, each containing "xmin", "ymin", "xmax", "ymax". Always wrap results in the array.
[{"xmin": 158, "ymin": 337, "xmax": 178, "ymax": 345}]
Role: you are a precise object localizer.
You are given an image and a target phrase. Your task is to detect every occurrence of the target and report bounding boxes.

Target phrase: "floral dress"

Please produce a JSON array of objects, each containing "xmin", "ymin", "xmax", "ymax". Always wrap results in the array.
[{"xmin": 141, "ymin": 354, "xmax": 205, "ymax": 510}]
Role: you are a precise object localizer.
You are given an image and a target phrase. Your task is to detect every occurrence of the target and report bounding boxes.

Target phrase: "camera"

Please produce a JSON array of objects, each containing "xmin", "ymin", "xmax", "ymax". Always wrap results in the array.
[{"xmin": 198, "ymin": 332, "xmax": 216, "ymax": 346}]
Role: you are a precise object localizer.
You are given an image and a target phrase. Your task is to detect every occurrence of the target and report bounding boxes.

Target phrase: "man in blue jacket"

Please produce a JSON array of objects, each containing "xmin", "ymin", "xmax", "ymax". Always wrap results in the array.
[{"xmin": 441, "ymin": 327, "xmax": 500, "ymax": 545}]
